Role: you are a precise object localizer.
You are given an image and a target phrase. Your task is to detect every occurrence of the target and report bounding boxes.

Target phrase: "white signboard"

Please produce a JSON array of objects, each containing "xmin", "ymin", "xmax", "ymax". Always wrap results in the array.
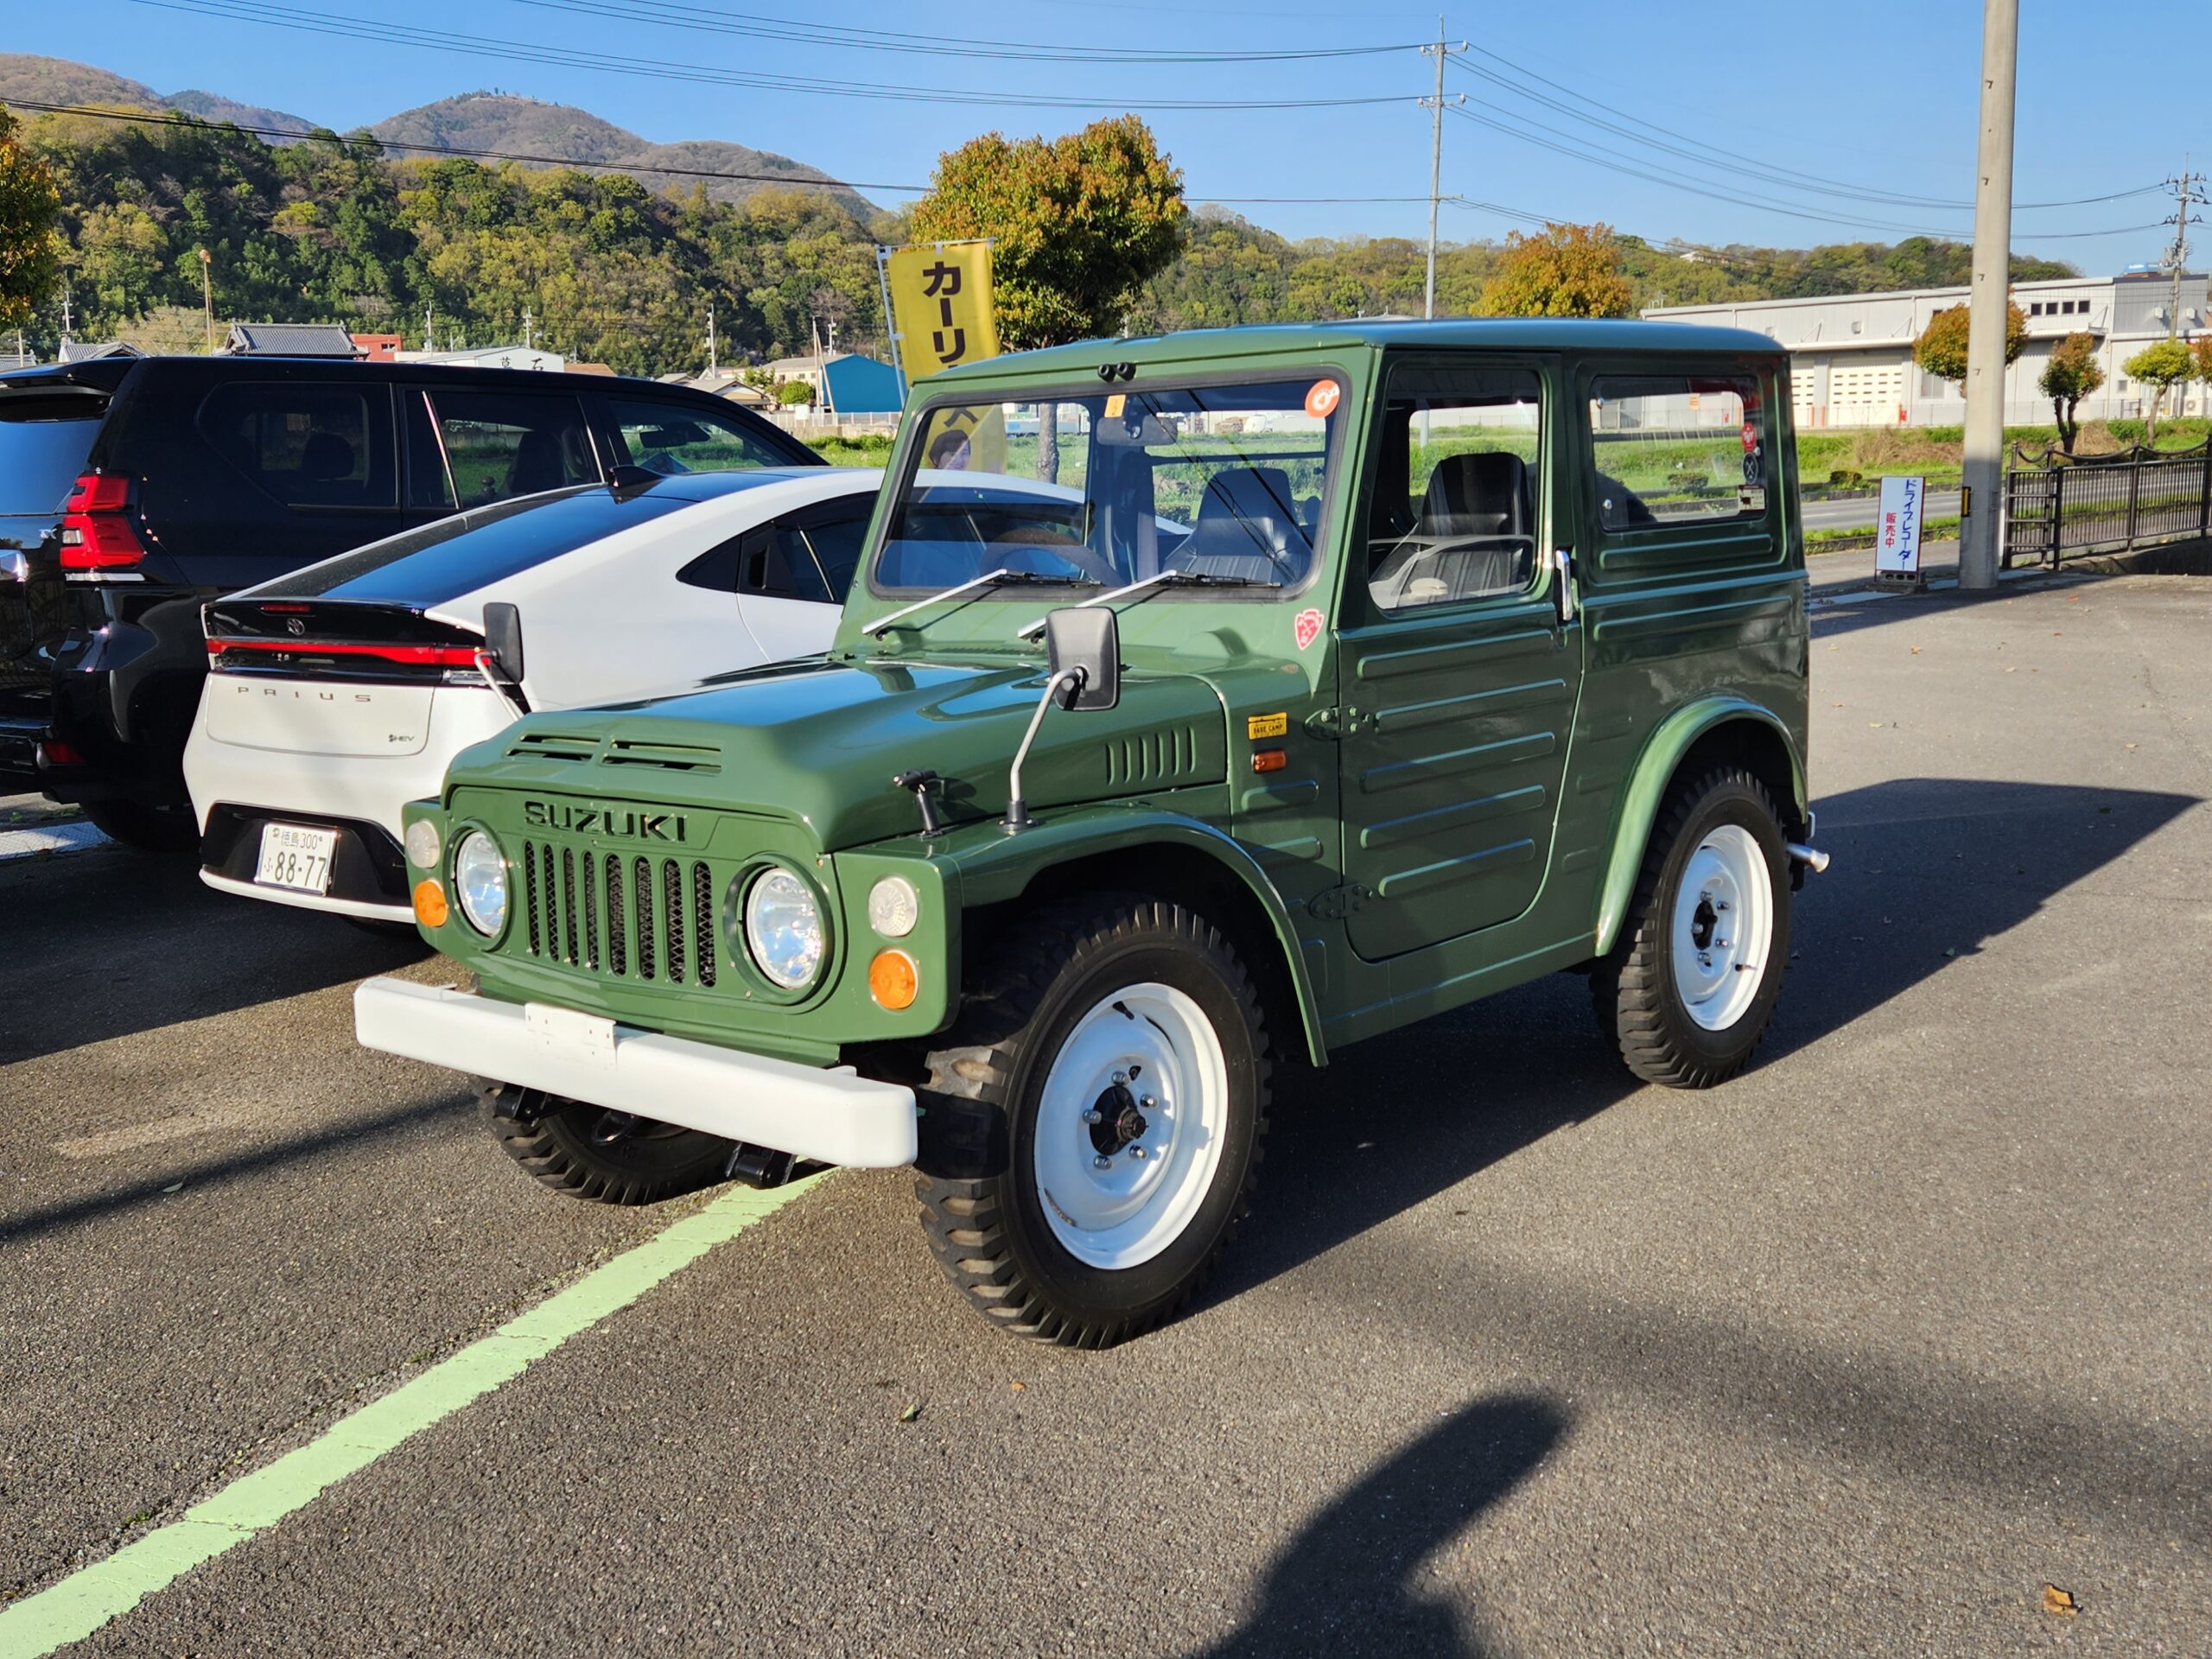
[{"xmin": 1875, "ymin": 474, "xmax": 1926, "ymax": 575}]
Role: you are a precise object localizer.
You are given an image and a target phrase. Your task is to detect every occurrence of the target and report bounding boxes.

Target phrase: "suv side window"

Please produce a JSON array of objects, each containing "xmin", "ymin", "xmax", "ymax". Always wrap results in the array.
[
  {"xmin": 426, "ymin": 389, "xmax": 597, "ymax": 509},
  {"xmin": 608, "ymin": 397, "xmax": 791, "ymax": 474},
  {"xmin": 199, "ymin": 384, "xmax": 397, "ymax": 510},
  {"xmin": 680, "ymin": 499, "xmax": 871, "ymax": 603},
  {"xmin": 1589, "ymin": 373, "xmax": 1767, "ymax": 531},
  {"xmin": 1367, "ymin": 363, "xmax": 1542, "ymax": 613}
]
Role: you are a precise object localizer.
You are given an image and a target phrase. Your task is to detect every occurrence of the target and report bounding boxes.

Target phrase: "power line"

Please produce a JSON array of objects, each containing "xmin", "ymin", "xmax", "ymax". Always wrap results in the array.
[
  {"xmin": 128, "ymin": 0, "xmax": 1418, "ymax": 111},
  {"xmin": 9, "ymin": 100, "xmax": 1465, "ymax": 211},
  {"xmin": 503, "ymin": 0, "xmax": 1428, "ymax": 63},
  {"xmin": 1449, "ymin": 45, "xmax": 2163, "ymax": 214}
]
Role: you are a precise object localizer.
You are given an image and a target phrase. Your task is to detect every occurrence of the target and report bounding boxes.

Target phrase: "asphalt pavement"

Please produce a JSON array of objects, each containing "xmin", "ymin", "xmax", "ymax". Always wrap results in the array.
[{"xmin": 2, "ymin": 573, "xmax": 2208, "ymax": 1656}]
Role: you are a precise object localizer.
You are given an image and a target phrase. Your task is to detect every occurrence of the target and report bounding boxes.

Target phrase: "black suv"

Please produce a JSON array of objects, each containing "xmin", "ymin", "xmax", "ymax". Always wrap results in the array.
[{"xmin": 0, "ymin": 354, "xmax": 821, "ymax": 848}]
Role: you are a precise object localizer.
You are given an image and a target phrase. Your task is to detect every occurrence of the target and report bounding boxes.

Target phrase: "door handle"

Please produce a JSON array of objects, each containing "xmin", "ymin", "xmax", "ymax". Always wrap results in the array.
[{"xmin": 1551, "ymin": 547, "xmax": 1576, "ymax": 624}]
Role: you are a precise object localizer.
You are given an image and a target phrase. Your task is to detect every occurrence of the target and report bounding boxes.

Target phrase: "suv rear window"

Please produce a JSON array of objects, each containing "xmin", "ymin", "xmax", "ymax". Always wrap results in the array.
[
  {"xmin": 0, "ymin": 390, "xmax": 107, "ymax": 518},
  {"xmin": 199, "ymin": 384, "xmax": 399, "ymax": 510}
]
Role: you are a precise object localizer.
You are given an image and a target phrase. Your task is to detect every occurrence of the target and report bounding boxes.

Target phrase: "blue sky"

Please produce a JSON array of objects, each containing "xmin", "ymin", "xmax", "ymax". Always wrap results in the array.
[{"xmin": 13, "ymin": 0, "xmax": 2204, "ymax": 276}]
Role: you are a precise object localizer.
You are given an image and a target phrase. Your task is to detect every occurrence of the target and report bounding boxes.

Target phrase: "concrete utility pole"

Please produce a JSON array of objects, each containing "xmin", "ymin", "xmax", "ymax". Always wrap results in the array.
[
  {"xmin": 2161, "ymin": 167, "xmax": 2204, "ymax": 340},
  {"xmin": 1423, "ymin": 17, "xmax": 1447, "ymax": 321},
  {"xmin": 706, "ymin": 302, "xmax": 717, "ymax": 376},
  {"xmin": 197, "ymin": 246, "xmax": 213, "ymax": 353},
  {"xmin": 1958, "ymin": 0, "xmax": 2018, "ymax": 593},
  {"xmin": 522, "ymin": 307, "xmax": 535, "ymax": 350}
]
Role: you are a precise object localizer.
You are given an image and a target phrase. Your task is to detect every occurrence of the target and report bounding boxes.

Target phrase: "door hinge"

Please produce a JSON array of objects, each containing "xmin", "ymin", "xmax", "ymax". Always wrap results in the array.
[
  {"xmin": 1303, "ymin": 706, "xmax": 1375, "ymax": 741},
  {"xmin": 1306, "ymin": 884, "xmax": 1369, "ymax": 920}
]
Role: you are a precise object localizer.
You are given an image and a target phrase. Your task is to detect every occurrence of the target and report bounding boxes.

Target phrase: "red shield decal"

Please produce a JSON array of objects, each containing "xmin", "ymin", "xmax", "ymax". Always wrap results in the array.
[{"xmin": 1294, "ymin": 607, "xmax": 1324, "ymax": 651}]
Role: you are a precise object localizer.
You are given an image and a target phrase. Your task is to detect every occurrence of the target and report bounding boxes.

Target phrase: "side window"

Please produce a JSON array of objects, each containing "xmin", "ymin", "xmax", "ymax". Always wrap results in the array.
[
  {"xmin": 1589, "ymin": 373, "xmax": 1767, "ymax": 531},
  {"xmin": 427, "ymin": 390, "xmax": 596, "ymax": 508},
  {"xmin": 608, "ymin": 397, "xmax": 788, "ymax": 474},
  {"xmin": 198, "ymin": 384, "xmax": 397, "ymax": 510},
  {"xmin": 1367, "ymin": 363, "xmax": 1542, "ymax": 613},
  {"xmin": 741, "ymin": 501, "xmax": 872, "ymax": 604}
]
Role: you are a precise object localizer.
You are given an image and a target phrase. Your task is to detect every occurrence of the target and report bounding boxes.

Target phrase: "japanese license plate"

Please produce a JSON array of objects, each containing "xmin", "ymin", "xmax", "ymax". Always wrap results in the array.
[{"xmin": 254, "ymin": 822, "xmax": 339, "ymax": 894}]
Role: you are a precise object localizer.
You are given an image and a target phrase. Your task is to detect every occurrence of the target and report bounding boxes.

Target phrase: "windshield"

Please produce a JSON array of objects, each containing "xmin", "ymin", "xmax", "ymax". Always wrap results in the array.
[{"xmin": 873, "ymin": 376, "xmax": 1343, "ymax": 596}]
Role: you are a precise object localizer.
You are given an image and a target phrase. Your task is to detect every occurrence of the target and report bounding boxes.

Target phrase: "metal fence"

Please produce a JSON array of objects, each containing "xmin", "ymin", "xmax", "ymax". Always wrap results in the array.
[{"xmin": 2003, "ymin": 439, "xmax": 2212, "ymax": 569}]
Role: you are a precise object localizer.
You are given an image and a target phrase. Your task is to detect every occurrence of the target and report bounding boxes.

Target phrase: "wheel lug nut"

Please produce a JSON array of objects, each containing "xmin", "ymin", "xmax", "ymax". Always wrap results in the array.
[
  {"xmin": 1093, "ymin": 1154, "xmax": 1112, "ymax": 1171},
  {"xmin": 1080, "ymin": 1109, "xmax": 1103, "ymax": 1125},
  {"xmin": 1140, "ymin": 1096, "xmax": 1156, "ymax": 1109},
  {"xmin": 1129, "ymin": 1146, "xmax": 1147, "ymax": 1161}
]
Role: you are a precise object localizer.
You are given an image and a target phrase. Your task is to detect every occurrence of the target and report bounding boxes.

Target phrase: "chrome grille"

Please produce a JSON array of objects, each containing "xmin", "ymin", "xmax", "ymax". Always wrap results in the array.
[{"xmin": 517, "ymin": 840, "xmax": 724, "ymax": 987}]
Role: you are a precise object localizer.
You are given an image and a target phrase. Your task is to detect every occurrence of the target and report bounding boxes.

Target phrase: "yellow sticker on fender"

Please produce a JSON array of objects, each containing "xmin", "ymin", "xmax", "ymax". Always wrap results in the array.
[{"xmin": 1247, "ymin": 711, "xmax": 1288, "ymax": 741}]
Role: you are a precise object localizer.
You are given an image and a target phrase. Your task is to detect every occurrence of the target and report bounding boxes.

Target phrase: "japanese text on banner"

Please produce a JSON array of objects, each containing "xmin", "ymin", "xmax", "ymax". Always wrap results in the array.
[{"xmin": 885, "ymin": 241, "xmax": 1001, "ymax": 377}]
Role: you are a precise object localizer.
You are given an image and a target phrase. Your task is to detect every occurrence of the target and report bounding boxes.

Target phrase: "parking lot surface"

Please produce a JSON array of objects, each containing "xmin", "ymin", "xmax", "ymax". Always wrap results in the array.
[{"xmin": 3, "ymin": 575, "xmax": 2209, "ymax": 1656}]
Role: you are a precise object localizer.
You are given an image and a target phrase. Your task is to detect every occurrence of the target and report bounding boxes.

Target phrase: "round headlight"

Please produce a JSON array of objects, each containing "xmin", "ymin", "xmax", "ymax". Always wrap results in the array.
[
  {"xmin": 404, "ymin": 817, "xmax": 441, "ymax": 871},
  {"xmin": 867, "ymin": 874, "xmax": 919, "ymax": 938},
  {"xmin": 745, "ymin": 868, "xmax": 824, "ymax": 988},
  {"xmin": 452, "ymin": 830, "xmax": 508, "ymax": 936}
]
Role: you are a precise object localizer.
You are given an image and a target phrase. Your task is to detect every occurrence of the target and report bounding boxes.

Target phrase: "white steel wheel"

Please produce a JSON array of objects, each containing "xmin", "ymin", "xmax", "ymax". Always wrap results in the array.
[
  {"xmin": 1030, "ymin": 982, "xmax": 1230, "ymax": 1271},
  {"xmin": 1669, "ymin": 822, "xmax": 1775, "ymax": 1032}
]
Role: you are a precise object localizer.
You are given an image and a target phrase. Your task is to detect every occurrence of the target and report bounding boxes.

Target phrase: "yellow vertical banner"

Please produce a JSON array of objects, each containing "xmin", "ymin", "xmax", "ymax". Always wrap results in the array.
[
  {"xmin": 885, "ymin": 239, "xmax": 1006, "ymax": 474},
  {"xmin": 885, "ymin": 240, "xmax": 1001, "ymax": 378}
]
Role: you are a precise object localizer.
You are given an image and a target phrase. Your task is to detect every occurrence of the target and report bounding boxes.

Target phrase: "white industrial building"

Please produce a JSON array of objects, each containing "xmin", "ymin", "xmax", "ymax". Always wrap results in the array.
[{"xmin": 1646, "ymin": 270, "xmax": 2208, "ymax": 429}]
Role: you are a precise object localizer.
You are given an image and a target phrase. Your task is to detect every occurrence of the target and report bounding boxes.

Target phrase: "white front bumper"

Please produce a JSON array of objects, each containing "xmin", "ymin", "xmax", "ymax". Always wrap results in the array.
[{"xmin": 354, "ymin": 977, "xmax": 918, "ymax": 1168}]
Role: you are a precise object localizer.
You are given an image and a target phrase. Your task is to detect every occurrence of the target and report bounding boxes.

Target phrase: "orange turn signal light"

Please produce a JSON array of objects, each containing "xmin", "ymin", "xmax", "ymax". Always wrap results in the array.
[
  {"xmin": 1250, "ymin": 748, "xmax": 1287, "ymax": 773},
  {"xmin": 868, "ymin": 949, "xmax": 918, "ymax": 1010},
  {"xmin": 412, "ymin": 879, "xmax": 449, "ymax": 928}
]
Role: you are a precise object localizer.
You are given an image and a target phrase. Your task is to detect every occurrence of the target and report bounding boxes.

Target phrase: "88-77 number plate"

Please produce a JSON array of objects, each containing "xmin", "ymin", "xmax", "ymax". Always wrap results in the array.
[{"xmin": 254, "ymin": 822, "xmax": 339, "ymax": 894}]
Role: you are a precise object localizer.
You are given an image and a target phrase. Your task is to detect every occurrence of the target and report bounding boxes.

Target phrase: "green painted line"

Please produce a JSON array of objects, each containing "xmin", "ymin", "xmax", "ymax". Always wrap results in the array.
[{"xmin": 0, "ymin": 1176, "xmax": 817, "ymax": 1655}]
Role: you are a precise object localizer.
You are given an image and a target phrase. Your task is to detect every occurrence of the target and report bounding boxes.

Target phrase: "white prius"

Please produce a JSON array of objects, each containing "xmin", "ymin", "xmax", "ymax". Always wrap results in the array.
[{"xmin": 184, "ymin": 467, "xmax": 887, "ymax": 925}]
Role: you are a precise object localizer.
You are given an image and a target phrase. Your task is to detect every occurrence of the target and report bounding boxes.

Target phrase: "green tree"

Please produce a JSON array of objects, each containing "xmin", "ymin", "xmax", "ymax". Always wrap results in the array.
[
  {"xmin": 909, "ymin": 114, "xmax": 1185, "ymax": 480},
  {"xmin": 2193, "ymin": 334, "xmax": 2212, "ymax": 424},
  {"xmin": 1476, "ymin": 223, "xmax": 1635, "ymax": 318},
  {"xmin": 776, "ymin": 378, "xmax": 815, "ymax": 407},
  {"xmin": 0, "ymin": 107, "xmax": 62, "ymax": 331},
  {"xmin": 2037, "ymin": 331, "xmax": 2104, "ymax": 451},
  {"xmin": 1911, "ymin": 300, "xmax": 2025, "ymax": 387},
  {"xmin": 2121, "ymin": 338, "xmax": 2194, "ymax": 444}
]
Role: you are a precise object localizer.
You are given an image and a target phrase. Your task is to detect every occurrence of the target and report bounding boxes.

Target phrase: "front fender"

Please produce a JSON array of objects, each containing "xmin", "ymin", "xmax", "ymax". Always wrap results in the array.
[
  {"xmin": 938, "ymin": 804, "xmax": 1327, "ymax": 1065},
  {"xmin": 1592, "ymin": 697, "xmax": 1807, "ymax": 957}
]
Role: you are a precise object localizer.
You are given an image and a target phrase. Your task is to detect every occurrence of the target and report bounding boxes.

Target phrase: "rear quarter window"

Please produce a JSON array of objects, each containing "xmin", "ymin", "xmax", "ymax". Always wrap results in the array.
[
  {"xmin": 608, "ymin": 397, "xmax": 799, "ymax": 474},
  {"xmin": 1588, "ymin": 372, "xmax": 1769, "ymax": 532},
  {"xmin": 198, "ymin": 384, "xmax": 398, "ymax": 510},
  {"xmin": 0, "ymin": 391, "xmax": 106, "ymax": 517}
]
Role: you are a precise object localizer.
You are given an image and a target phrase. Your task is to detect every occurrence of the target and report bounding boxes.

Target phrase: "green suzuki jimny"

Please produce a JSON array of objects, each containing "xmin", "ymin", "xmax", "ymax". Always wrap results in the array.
[{"xmin": 359, "ymin": 319, "xmax": 1823, "ymax": 1347}]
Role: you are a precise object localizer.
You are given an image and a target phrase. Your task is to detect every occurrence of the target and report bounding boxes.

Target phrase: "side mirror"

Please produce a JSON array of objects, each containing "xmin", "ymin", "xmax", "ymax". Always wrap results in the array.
[
  {"xmin": 482, "ymin": 601, "xmax": 525, "ymax": 682},
  {"xmin": 1044, "ymin": 607, "xmax": 1119, "ymax": 711}
]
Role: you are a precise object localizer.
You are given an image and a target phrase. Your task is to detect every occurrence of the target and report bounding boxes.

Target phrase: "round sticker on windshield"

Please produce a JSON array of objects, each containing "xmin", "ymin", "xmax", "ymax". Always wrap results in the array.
[{"xmin": 1304, "ymin": 379, "xmax": 1342, "ymax": 420}]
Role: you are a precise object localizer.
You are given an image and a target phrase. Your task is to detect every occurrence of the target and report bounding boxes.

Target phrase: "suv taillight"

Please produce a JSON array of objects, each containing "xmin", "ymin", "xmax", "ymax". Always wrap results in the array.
[{"xmin": 60, "ymin": 473, "xmax": 147, "ymax": 570}]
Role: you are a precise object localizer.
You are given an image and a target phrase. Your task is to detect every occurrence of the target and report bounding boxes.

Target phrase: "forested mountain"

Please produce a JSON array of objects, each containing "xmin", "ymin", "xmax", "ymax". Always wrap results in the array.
[{"xmin": 0, "ymin": 54, "xmax": 310, "ymax": 135}]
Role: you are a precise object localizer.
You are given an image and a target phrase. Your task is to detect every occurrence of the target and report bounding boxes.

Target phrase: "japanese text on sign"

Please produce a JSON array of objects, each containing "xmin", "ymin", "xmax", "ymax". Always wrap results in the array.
[
  {"xmin": 885, "ymin": 241, "xmax": 1001, "ymax": 377},
  {"xmin": 1875, "ymin": 474, "xmax": 1925, "ymax": 575}
]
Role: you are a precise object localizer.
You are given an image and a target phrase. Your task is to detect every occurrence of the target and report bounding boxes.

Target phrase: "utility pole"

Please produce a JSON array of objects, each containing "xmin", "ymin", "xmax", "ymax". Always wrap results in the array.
[
  {"xmin": 197, "ymin": 246, "xmax": 214, "ymax": 353},
  {"xmin": 2160, "ymin": 165, "xmax": 2204, "ymax": 340},
  {"xmin": 60, "ymin": 283, "xmax": 73, "ymax": 350},
  {"xmin": 1958, "ymin": 0, "xmax": 2018, "ymax": 593},
  {"xmin": 1418, "ymin": 21, "xmax": 1464, "ymax": 321},
  {"xmin": 424, "ymin": 301, "xmax": 434, "ymax": 352},
  {"xmin": 522, "ymin": 306, "xmax": 535, "ymax": 351},
  {"xmin": 706, "ymin": 302, "xmax": 717, "ymax": 376}
]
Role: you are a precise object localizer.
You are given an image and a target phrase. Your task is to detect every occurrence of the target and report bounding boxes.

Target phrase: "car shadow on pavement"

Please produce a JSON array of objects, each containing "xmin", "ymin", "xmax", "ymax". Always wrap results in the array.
[
  {"xmin": 1211, "ymin": 774, "xmax": 2196, "ymax": 1306},
  {"xmin": 1185, "ymin": 1392, "xmax": 1569, "ymax": 1659},
  {"xmin": 0, "ymin": 845, "xmax": 427, "ymax": 1065}
]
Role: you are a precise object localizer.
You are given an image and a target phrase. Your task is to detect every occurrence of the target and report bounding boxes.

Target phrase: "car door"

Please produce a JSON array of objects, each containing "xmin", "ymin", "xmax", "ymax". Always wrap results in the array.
[{"xmin": 1335, "ymin": 353, "xmax": 1584, "ymax": 961}]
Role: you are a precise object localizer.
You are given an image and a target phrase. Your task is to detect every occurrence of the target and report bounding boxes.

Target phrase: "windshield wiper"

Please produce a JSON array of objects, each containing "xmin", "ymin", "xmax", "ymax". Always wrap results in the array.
[
  {"xmin": 1014, "ymin": 567, "xmax": 1274, "ymax": 640},
  {"xmin": 861, "ymin": 567, "xmax": 1096, "ymax": 637}
]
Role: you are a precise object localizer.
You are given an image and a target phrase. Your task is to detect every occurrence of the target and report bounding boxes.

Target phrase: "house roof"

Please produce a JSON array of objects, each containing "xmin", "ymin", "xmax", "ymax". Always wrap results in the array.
[{"xmin": 224, "ymin": 322, "xmax": 363, "ymax": 359}]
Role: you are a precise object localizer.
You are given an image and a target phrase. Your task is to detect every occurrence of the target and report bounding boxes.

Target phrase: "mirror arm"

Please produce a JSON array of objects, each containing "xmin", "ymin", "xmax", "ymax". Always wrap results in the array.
[
  {"xmin": 1003, "ymin": 667, "xmax": 1086, "ymax": 833},
  {"xmin": 474, "ymin": 648, "xmax": 531, "ymax": 719}
]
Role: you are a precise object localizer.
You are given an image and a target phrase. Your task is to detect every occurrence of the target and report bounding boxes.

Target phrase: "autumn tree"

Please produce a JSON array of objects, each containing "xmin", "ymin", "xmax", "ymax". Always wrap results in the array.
[
  {"xmin": 0, "ymin": 108, "xmax": 62, "ymax": 331},
  {"xmin": 1476, "ymin": 222, "xmax": 1635, "ymax": 318},
  {"xmin": 909, "ymin": 114, "xmax": 1185, "ymax": 480},
  {"xmin": 2037, "ymin": 331, "xmax": 2104, "ymax": 451},
  {"xmin": 1911, "ymin": 300, "xmax": 2025, "ymax": 388},
  {"xmin": 2121, "ymin": 338, "xmax": 2194, "ymax": 444}
]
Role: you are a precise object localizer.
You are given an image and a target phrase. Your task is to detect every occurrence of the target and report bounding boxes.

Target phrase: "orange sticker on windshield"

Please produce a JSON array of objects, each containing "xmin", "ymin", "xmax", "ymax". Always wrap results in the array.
[{"xmin": 1304, "ymin": 379, "xmax": 1341, "ymax": 419}]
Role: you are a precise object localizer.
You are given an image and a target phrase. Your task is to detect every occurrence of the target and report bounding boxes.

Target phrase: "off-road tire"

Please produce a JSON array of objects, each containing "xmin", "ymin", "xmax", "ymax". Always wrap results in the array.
[
  {"xmin": 914, "ymin": 893, "xmax": 1270, "ymax": 1348},
  {"xmin": 81, "ymin": 798, "xmax": 200, "ymax": 853},
  {"xmin": 1592, "ymin": 766, "xmax": 1792, "ymax": 1089},
  {"xmin": 477, "ymin": 1079, "xmax": 732, "ymax": 1205}
]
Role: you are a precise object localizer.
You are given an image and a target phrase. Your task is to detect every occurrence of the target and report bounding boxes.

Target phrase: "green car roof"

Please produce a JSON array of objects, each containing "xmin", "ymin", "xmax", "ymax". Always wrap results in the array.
[{"xmin": 925, "ymin": 317, "xmax": 1786, "ymax": 387}]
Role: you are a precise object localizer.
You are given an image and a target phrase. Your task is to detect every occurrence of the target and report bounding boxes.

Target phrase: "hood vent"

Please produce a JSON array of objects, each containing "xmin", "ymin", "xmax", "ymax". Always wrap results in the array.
[
  {"xmin": 506, "ymin": 730, "xmax": 601, "ymax": 763},
  {"xmin": 600, "ymin": 737, "xmax": 723, "ymax": 774}
]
